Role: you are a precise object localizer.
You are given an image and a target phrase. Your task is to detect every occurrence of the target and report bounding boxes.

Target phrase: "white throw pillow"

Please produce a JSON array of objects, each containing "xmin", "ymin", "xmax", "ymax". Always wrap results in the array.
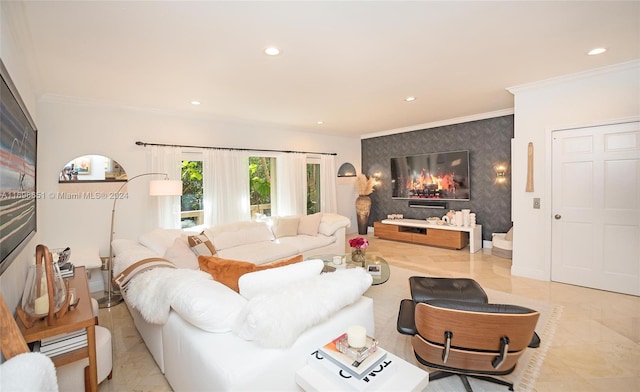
[
  {"xmin": 298, "ymin": 213, "xmax": 323, "ymax": 236},
  {"xmin": 318, "ymin": 213, "xmax": 351, "ymax": 236},
  {"xmin": 233, "ymin": 267, "xmax": 372, "ymax": 348},
  {"xmin": 139, "ymin": 228, "xmax": 183, "ymax": 256},
  {"xmin": 238, "ymin": 259, "xmax": 324, "ymax": 299},
  {"xmin": 273, "ymin": 216, "xmax": 300, "ymax": 238},
  {"xmin": 163, "ymin": 237, "xmax": 199, "ymax": 269},
  {"xmin": 171, "ymin": 279, "xmax": 247, "ymax": 333}
]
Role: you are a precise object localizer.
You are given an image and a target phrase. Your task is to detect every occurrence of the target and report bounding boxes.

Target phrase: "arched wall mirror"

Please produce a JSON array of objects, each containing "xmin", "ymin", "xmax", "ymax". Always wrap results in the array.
[
  {"xmin": 58, "ymin": 155, "xmax": 128, "ymax": 193},
  {"xmin": 58, "ymin": 155, "xmax": 127, "ymax": 183}
]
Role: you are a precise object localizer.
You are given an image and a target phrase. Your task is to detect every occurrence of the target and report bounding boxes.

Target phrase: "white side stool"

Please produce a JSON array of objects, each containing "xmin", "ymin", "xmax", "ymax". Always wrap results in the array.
[
  {"xmin": 56, "ymin": 325, "xmax": 113, "ymax": 390},
  {"xmin": 95, "ymin": 325, "xmax": 113, "ymax": 383}
]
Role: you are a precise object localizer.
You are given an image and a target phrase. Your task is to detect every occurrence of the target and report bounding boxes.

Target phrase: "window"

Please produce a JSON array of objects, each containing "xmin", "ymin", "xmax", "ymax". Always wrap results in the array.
[
  {"xmin": 307, "ymin": 162, "xmax": 321, "ymax": 214},
  {"xmin": 249, "ymin": 156, "xmax": 274, "ymax": 217},
  {"xmin": 181, "ymin": 160, "xmax": 203, "ymax": 228}
]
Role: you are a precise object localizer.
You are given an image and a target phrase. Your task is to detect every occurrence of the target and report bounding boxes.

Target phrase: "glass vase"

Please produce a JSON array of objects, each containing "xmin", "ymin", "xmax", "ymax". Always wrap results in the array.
[
  {"xmin": 351, "ymin": 248, "xmax": 366, "ymax": 266},
  {"xmin": 21, "ymin": 263, "xmax": 67, "ymax": 318}
]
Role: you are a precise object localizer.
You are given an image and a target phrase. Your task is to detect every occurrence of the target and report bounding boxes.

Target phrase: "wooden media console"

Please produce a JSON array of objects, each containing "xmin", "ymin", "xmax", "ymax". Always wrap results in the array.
[{"xmin": 374, "ymin": 219, "xmax": 482, "ymax": 253}]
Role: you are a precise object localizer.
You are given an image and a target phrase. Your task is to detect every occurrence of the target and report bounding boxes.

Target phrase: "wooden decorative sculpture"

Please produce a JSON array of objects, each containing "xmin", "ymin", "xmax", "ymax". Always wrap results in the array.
[
  {"xmin": 16, "ymin": 244, "xmax": 72, "ymax": 328},
  {"xmin": 526, "ymin": 142, "xmax": 534, "ymax": 192}
]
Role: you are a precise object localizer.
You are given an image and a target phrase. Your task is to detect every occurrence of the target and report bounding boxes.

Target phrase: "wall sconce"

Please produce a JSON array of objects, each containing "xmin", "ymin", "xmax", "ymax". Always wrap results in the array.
[
  {"xmin": 337, "ymin": 162, "xmax": 357, "ymax": 177},
  {"xmin": 495, "ymin": 164, "xmax": 507, "ymax": 184}
]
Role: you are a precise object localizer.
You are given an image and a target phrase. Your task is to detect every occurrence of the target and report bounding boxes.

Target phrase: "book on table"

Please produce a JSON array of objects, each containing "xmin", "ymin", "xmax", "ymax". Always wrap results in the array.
[
  {"xmin": 37, "ymin": 328, "xmax": 88, "ymax": 356},
  {"xmin": 317, "ymin": 333, "xmax": 388, "ymax": 379},
  {"xmin": 309, "ymin": 335, "xmax": 396, "ymax": 391}
]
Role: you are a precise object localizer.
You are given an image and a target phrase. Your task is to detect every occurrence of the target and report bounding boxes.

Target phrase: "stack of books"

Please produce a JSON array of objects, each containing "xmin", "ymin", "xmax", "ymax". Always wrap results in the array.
[
  {"xmin": 308, "ymin": 333, "xmax": 396, "ymax": 391},
  {"xmin": 58, "ymin": 262, "xmax": 75, "ymax": 278},
  {"xmin": 35, "ymin": 329, "xmax": 87, "ymax": 358}
]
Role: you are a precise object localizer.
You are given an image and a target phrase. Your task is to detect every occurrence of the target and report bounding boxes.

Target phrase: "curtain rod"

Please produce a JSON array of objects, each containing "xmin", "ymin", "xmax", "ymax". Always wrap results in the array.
[{"xmin": 135, "ymin": 141, "xmax": 337, "ymax": 156}]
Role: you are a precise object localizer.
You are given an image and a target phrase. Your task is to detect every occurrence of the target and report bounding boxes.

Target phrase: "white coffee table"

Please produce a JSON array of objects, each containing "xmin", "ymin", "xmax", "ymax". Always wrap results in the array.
[{"xmin": 295, "ymin": 351, "xmax": 429, "ymax": 392}]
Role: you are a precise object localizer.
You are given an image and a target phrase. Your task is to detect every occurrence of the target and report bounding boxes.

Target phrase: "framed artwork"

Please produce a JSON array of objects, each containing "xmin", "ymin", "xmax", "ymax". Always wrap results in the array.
[
  {"xmin": 74, "ymin": 156, "xmax": 91, "ymax": 175},
  {"xmin": 0, "ymin": 58, "xmax": 37, "ymax": 274}
]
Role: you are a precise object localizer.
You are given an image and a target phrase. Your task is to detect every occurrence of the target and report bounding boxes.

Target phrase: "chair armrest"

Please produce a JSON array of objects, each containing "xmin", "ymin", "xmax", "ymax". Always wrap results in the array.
[{"xmin": 396, "ymin": 299, "xmax": 417, "ymax": 335}]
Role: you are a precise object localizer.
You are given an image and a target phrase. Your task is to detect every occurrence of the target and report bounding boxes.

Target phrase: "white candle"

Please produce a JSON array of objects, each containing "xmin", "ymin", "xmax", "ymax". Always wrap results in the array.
[
  {"xmin": 34, "ymin": 294, "xmax": 49, "ymax": 315},
  {"xmin": 332, "ymin": 255, "xmax": 343, "ymax": 265},
  {"xmin": 347, "ymin": 325, "xmax": 367, "ymax": 348}
]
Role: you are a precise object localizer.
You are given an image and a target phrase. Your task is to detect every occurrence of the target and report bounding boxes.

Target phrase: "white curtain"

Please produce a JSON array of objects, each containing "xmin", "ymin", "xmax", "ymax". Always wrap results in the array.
[
  {"xmin": 275, "ymin": 152, "xmax": 307, "ymax": 216},
  {"xmin": 203, "ymin": 148, "xmax": 250, "ymax": 226},
  {"xmin": 320, "ymin": 154, "xmax": 338, "ymax": 213},
  {"xmin": 149, "ymin": 146, "xmax": 182, "ymax": 228}
]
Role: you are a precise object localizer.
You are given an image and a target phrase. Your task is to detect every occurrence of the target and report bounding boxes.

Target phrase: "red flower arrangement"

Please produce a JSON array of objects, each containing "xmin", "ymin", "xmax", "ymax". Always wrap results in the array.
[{"xmin": 349, "ymin": 237, "xmax": 369, "ymax": 250}]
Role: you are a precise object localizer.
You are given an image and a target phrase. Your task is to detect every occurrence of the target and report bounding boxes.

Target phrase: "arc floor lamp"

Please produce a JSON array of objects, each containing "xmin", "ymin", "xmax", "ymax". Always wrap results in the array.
[{"xmin": 98, "ymin": 173, "xmax": 182, "ymax": 309}]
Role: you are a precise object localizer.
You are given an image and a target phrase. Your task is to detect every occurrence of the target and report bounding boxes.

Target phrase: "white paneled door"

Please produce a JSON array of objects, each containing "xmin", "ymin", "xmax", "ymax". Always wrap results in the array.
[{"xmin": 552, "ymin": 121, "xmax": 640, "ymax": 296}]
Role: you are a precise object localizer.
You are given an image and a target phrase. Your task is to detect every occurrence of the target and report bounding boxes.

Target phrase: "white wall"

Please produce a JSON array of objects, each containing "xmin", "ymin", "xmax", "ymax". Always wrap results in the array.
[
  {"xmin": 37, "ymin": 96, "xmax": 362, "ymax": 259},
  {"xmin": 508, "ymin": 60, "xmax": 640, "ymax": 280},
  {"xmin": 0, "ymin": 1, "xmax": 43, "ymax": 312}
]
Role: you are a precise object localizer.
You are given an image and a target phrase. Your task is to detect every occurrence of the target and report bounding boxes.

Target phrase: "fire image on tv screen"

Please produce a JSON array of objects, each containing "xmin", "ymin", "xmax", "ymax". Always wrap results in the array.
[{"xmin": 390, "ymin": 150, "xmax": 470, "ymax": 200}]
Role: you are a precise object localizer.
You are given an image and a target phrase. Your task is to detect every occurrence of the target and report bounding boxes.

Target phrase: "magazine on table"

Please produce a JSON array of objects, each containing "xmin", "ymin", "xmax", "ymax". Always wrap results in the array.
[{"xmin": 317, "ymin": 333, "xmax": 387, "ymax": 379}]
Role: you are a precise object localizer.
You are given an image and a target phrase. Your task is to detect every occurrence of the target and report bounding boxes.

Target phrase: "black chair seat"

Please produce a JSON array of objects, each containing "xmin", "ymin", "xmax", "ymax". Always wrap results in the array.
[{"xmin": 409, "ymin": 277, "xmax": 488, "ymax": 304}]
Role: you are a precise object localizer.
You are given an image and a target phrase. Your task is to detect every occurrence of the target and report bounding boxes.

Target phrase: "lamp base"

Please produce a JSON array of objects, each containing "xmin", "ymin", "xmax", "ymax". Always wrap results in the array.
[{"xmin": 97, "ymin": 293, "xmax": 123, "ymax": 309}]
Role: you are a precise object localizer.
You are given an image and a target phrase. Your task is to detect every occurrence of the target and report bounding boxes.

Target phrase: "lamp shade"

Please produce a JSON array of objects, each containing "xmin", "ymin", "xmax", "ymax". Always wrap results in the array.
[
  {"xmin": 337, "ymin": 162, "xmax": 357, "ymax": 177},
  {"xmin": 149, "ymin": 180, "xmax": 183, "ymax": 196}
]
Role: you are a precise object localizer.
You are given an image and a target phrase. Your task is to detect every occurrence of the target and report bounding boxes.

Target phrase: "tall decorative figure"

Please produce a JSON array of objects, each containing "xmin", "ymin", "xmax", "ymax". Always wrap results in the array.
[{"xmin": 355, "ymin": 174, "xmax": 376, "ymax": 235}]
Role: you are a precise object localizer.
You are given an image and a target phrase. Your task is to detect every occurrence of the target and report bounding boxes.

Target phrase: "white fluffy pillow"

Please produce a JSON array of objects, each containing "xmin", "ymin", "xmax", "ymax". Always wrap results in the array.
[
  {"xmin": 163, "ymin": 237, "xmax": 199, "ymax": 269},
  {"xmin": 171, "ymin": 279, "xmax": 247, "ymax": 332},
  {"xmin": 233, "ymin": 267, "xmax": 372, "ymax": 348},
  {"xmin": 139, "ymin": 228, "xmax": 183, "ymax": 255},
  {"xmin": 318, "ymin": 213, "xmax": 351, "ymax": 236},
  {"xmin": 238, "ymin": 259, "xmax": 324, "ymax": 299},
  {"xmin": 273, "ymin": 216, "xmax": 300, "ymax": 238},
  {"xmin": 298, "ymin": 213, "xmax": 323, "ymax": 236}
]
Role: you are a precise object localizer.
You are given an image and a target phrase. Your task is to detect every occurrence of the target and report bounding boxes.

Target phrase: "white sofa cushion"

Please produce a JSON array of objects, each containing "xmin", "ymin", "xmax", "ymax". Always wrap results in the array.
[
  {"xmin": 277, "ymin": 234, "xmax": 335, "ymax": 253},
  {"xmin": 171, "ymin": 279, "xmax": 247, "ymax": 332},
  {"xmin": 204, "ymin": 221, "xmax": 275, "ymax": 251},
  {"xmin": 272, "ymin": 216, "xmax": 300, "ymax": 238},
  {"xmin": 215, "ymin": 241, "xmax": 299, "ymax": 265},
  {"xmin": 138, "ymin": 228, "xmax": 183, "ymax": 256},
  {"xmin": 233, "ymin": 267, "xmax": 373, "ymax": 348},
  {"xmin": 298, "ymin": 213, "xmax": 323, "ymax": 236},
  {"xmin": 163, "ymin": 237, "xmax": 199, "ymax": 270},
  {"xmin": 318, "ymin": 213, "xmax": 351, "ymax": 236},
  {"xmin": 238, "ymin": 259, "xmax": 324, "ymax": 299}
]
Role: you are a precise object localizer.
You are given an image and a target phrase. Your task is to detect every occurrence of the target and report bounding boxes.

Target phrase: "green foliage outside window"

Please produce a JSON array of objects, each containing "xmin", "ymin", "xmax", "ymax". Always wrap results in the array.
[{"xmin": 181, "ymin": 160, "xmax": 203, "ymax": 211}]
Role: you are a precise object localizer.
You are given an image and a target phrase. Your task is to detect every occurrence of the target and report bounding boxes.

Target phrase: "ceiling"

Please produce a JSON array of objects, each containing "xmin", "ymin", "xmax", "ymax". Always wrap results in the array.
[{"xmin": 11, "ymin": 1, "xmax": 640, "ymax": 137}]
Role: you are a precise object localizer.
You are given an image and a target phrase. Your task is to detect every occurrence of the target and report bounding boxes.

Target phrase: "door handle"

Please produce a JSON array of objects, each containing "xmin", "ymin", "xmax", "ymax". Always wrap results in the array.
[{"xmin": 554, "ymin": 214, "xmax": 562, "ymax": 220}]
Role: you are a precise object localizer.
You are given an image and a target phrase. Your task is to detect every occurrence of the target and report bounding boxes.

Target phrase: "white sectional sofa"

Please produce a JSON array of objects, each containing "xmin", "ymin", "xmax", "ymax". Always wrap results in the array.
[{"xmin": 111, "ymin": 213, "xmax": 375, "ymax": 391}]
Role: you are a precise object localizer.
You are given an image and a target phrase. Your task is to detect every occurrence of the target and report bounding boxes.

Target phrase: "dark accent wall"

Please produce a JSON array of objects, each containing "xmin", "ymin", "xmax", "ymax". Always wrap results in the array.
[{"xmin": 362, "ymin": 115, "xmax": 513, "ymax": 241}]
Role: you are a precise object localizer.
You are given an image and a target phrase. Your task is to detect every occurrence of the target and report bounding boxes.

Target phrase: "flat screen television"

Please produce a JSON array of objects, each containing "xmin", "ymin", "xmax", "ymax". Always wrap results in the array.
[
  {"xmin": 390, "ymin": 150, "xmax": 470, "ymax": 200},
  {"xmin": 0, "ymin": 59, "xmax": 37, "ymax": 274}
]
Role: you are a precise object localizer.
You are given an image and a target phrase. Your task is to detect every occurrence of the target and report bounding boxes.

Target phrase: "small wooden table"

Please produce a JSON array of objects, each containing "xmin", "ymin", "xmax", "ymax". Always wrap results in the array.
[{"xmin": 16, "ymin": 266, "xmax": 98, "ymax": 392}]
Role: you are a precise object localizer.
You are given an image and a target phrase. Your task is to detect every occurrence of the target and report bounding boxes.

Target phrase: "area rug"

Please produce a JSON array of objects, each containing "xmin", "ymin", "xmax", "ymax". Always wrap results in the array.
[{"xmin": 364, "ymin": 265, "xmax": 563, "ymax": 392}]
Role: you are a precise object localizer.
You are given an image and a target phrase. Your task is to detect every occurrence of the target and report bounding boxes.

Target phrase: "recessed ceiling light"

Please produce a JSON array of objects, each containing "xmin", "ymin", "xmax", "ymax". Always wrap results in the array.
[
  {"xmin": 588, "ymin": 48, "xmax": 607, "ymax": 55},
  {"xmin": 190, "ymin": 100, "xmax": 201, "ymax": 105},
  {"xmin": 265, "ymin": 47, "xmax": 281, "ymax": 56},
  {"xmin": 405, "ymin": 97, "xmax": 416, "ymax": 102},
  {"xmin": 317, "ymin": 121, "xmax": 324, "ymax": 125}
]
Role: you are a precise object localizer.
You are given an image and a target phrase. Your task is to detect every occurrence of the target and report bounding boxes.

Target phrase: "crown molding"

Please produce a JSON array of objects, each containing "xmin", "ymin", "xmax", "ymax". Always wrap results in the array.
[
  {"xmin": 507, "ymin": 59, "xmax": 640, "ymax": 94},
  {"xmin": 361, "ymin": 108, "xmax": 514, "ymax": 140}
]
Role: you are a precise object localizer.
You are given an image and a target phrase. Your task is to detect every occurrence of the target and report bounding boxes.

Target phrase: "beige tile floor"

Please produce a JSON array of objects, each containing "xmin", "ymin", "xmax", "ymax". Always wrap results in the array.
[{"xmin": 95, "ymin": 234, "xmax": 640, "ymax": 391}]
